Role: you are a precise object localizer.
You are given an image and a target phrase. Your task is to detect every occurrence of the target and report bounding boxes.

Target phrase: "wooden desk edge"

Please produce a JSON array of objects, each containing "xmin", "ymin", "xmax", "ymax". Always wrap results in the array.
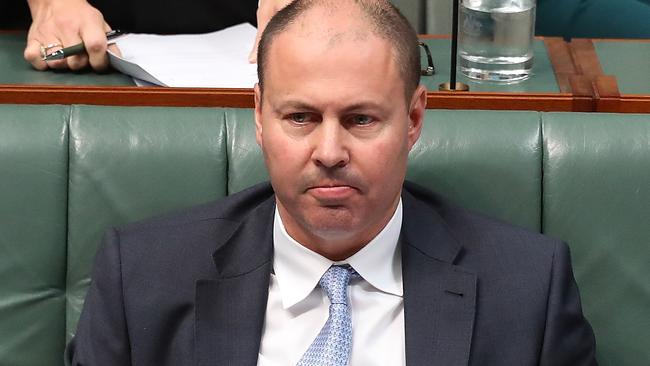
[
  {"xmin": 0, "ymin": 84, "xmax": 255, "ymax": 108},
  {"xmin": 619, "ymin": 95, "xmax": 650, "ymax": 113},
  {"xmin": 0, "ymin": 84, "xmax": 589, "ymax": 111},
  {"xmin": 426, "ymin": 91, "xmax": 585, "ymax": 112}
]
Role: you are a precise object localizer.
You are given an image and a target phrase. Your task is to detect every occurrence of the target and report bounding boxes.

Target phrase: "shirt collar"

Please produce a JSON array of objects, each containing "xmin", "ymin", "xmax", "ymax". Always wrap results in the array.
[{"xmin": 273, "ymin": 199, "xmax": 403, "ymax": 309}]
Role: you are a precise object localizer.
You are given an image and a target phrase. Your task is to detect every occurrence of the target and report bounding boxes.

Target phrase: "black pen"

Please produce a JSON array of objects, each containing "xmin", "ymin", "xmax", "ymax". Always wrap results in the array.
[{"xmin": 42, "ymin": 30, "xmax": 123, "ymax": 61}]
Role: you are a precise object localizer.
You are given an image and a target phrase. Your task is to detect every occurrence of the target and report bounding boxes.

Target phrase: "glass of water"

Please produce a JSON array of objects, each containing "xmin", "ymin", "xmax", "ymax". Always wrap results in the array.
[{"xmin": 459, "ymin": 0, "xmax": 536, "ymax": 82}]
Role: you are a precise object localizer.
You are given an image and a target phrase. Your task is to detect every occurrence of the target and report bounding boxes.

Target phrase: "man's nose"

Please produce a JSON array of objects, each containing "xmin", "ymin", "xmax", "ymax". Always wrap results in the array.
[{"xmin": 311, "ymin": 120, "xmax": 350, "ymax": 168}]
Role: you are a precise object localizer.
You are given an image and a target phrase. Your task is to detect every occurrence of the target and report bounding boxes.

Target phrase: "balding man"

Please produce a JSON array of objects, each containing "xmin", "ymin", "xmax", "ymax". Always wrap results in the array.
[{"xmin": 66, "ymin": 1, "xmax": 597, "ymax": 365}]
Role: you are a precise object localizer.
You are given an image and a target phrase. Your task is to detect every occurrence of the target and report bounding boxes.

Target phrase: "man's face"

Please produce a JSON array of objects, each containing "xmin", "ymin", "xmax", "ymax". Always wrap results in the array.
[{"xmin": 254, "ymin": 20, "xmax": 426, "ymax": 259}]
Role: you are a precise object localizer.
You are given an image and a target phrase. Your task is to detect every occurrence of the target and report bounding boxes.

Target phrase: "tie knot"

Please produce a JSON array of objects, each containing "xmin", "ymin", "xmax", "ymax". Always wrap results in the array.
[{"xmin": 319, "ymin": 265, "xmax": 356, "ymax": 305}]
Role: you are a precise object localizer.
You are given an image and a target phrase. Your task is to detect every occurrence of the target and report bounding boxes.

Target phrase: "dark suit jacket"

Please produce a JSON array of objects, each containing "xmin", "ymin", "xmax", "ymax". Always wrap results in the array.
[{"xmin": 67, "ymin": 181, "xmax": 597, "ymax": 365}]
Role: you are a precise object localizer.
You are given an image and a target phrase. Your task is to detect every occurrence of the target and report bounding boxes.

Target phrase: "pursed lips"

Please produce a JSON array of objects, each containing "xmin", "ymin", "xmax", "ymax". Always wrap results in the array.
[{"xmin": 307, "ymin": 183, "xmax": 359, "ymax": 202}]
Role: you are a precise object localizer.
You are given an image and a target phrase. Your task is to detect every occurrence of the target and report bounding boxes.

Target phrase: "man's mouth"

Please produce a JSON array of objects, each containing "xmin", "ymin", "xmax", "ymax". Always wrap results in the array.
[{"xmin": 307, "ymin": 183, "xmax": 358, "ymax": 202}]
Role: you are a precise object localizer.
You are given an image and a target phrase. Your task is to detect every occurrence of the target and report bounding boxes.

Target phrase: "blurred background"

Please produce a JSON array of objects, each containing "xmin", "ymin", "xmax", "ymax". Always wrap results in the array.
[
  {"xmin": 396, "ymin": 0, "xmax": 650, "ymax": 39},
  {"xmin": 1, "ymin": 0, "xmax": 649, "ymax": 38}
]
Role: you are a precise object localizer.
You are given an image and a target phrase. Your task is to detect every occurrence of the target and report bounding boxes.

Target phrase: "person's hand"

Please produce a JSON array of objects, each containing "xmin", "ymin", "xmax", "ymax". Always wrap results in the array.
[
  {"xmin": 24, "ymin": 0, "xmax": 114, "ymax": 71},
  {"xmin": 249, "ymin": 0, "xmax": 294, "ymax": 63}
]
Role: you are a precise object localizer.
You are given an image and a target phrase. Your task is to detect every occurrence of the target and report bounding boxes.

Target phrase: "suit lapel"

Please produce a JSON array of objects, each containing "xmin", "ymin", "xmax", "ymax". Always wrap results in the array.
[
  {"xmin": 194, "ymin": 184, "xmax": 478, "ymax": 365},
  {"xmin": 401, "ymin": 189, "xmax": 477, "ymax": 366},
  {"xmin": 195, "ymin": 197, "xmax": 275, "ymax": 366}
]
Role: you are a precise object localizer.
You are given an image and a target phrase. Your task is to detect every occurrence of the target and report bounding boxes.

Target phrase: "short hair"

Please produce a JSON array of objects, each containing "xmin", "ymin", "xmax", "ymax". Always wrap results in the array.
[{"xmin": 257, "ymin": 0, "xmax": 421, "ymax": 100}]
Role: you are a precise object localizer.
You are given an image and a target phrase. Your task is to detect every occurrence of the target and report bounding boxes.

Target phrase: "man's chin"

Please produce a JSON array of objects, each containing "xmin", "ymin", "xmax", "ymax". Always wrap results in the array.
[
  {"xmin": 303, "ymin": 225, "xmax": 366, "ymax": 260},
  {"xmin": 302, "ymin": 212, "xmax": 361, "ymax": 241},
  {"xmin": 309, "ymin": 225, "xmax": 358, "ymax": 241}
]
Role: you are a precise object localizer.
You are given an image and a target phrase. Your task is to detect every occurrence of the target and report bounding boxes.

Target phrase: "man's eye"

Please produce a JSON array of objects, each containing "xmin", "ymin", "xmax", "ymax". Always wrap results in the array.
[
  {"xmin": 351, "ymin": 115, "xmax": 373, "ymax": 125},
  {"xmin": 289, "ymin": 113, "xmax": 309, "ymax": 123}
]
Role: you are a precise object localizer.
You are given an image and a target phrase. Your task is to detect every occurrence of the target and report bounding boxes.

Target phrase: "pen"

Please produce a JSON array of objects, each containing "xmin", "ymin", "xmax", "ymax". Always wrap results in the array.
[{"xmin": 42, "ymin": 30, "xmax": 123, "ymax": 61}]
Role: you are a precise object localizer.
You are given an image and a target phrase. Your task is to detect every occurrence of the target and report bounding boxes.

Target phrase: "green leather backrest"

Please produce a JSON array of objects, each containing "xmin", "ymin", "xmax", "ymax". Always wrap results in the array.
[
  {"xmin": 542, "ymin": 112, "xmax": 650, "ymax": 365},
  {"xmin": 65, "ymin": 106, "xmax": 230, "ymax": 340},
  {"xmin": 408, "ymin": 110, "xmax": 542, "ymax": 231},
  {"xmin": 225, "ymin": 109, "xmax": 267, "ymax": 193},
  {"xmin": 0, "ymin": 105, "xmax": 68, "ymax": 366}
]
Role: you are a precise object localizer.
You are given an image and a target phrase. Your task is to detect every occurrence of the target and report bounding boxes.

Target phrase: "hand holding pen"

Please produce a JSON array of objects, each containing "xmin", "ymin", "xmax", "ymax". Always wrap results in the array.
[
  {"xmin": 24, "ymin": 0, "xmax": 117, "ymax": 71},
  {"xmin": 42, "ymin": 30, "xmax": 123, "ymax": 61}
]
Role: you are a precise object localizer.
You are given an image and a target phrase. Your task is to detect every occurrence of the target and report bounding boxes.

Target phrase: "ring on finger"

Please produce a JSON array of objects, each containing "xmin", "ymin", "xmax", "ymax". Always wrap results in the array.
[{"xmin": 40, "ymin": 43, "xmax": 61, "ymax": 60}]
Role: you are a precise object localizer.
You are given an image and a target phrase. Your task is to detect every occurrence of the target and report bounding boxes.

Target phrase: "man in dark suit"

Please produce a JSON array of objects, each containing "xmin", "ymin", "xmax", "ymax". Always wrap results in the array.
[{"xmin": 67, "ymin": 0, "xmax": 598, "ymax": 365}]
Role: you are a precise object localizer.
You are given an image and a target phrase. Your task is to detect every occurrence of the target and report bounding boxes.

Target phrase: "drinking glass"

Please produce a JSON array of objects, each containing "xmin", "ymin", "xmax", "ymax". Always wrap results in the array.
[{"xmin": 458, "ymin": 0, "xmax": 536, "ymax": 82}]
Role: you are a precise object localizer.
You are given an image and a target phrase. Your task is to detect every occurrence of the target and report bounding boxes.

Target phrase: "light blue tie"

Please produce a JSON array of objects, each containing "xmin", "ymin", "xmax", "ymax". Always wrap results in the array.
[{"xmin": 297, "ymin": 265, "xmax": 356, "ymax": 366}]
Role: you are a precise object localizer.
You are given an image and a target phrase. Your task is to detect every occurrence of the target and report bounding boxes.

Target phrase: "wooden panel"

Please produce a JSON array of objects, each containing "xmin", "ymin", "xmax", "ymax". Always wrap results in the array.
[
  {"xmin": 570, "ymin": 39, "xmax": 604, "ymax": 77},
  {"xmin": 0, "ymin": 85, "xmax": 255, "ymax": 108},
  {"xmin": 0, "ymin": 84, "xmax": 590, "ymax": 112},
  {"xmin": 426, "ymin": 92, "xmax": 590, "ymax": 112},
  {"xmin": 619, "ymin": 96, "xmax": 650, "ymax": 113},
  {"xmin": 594, "ymin": 76, "xmax": 621, "ymax": 112},
  {"xmin": 544, "ymin": 37, "xmax": 576, "ymax": 93},
  {"xmin": 567, "ymin": 39, "xmax": 622, "ymax": 112}
]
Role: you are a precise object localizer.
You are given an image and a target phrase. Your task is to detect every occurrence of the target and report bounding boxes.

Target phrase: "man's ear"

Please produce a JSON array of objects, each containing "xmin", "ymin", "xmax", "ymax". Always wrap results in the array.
[
  {"xmin": 407, "ymin": 85, "xmax": 427, "ymax": 150},
  {"xmin": 254, "ymin": 83, "xmax": 263, "ymax": 147}
]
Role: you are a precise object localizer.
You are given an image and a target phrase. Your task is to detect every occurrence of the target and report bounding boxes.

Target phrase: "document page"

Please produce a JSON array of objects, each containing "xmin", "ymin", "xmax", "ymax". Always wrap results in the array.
[{"xmin": 108, "ymin": 23, "xmax": 259, "ymax": 88}]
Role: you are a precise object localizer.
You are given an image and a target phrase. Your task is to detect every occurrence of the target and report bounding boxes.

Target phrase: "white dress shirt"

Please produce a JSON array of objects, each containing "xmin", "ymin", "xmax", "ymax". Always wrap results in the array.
[{"xmin": 257, "ymin": 200, "xmax": 405, "ymax": 365}]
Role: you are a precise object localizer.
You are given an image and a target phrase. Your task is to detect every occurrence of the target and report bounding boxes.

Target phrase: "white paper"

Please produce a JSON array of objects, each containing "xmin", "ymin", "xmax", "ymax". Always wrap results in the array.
[{"xmin": 108, "ymin": 23, "xmax": 259, "ymax": 88}]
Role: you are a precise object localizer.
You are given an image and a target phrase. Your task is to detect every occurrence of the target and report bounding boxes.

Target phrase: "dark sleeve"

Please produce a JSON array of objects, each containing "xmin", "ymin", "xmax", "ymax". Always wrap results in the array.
[
  {"xmin": 65, "ymin": 228, "xmax": 132, "ymax": 366},
  {"xmin": 539, "ymin": 241, "xmax": 598, "ymax": 366}
]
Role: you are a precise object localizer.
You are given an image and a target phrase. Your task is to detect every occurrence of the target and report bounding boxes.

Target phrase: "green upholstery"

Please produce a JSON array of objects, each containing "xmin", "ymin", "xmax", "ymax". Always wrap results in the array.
[
  {"xmin": 0, "ymin": 105, "xmax": 68, "ymax": 366},
  {"xmin": 225, "ymin": 109, "xmax": 267, "ymax": 194},
  {"xmin": 542, "ymin": 113, "xmax": 650, "ymax": 366},
  {"xmin": 408, "ymin": 110, "xmax": 542, "ymax": 231},
  {"xmin": 0, "ymin": 104, "xmax": 648, "ymax": 365},
  {"xmin": 65, "ymin": 106, "xmax": 229, "ymax": 340}
]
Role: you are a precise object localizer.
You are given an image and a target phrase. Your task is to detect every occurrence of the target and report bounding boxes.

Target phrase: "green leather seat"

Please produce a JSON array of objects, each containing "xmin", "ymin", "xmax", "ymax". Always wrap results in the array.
[
  {"xmin": 408, "ymin": 110, "xmax": 542, "ymax": 231},
  {"xmin": 542, "ymin": 112, "xmax": 650, "ymax": 365},
  {"xmin": 225, "ymin": 109, "xmax": 267, "ymax": 193},
  {"xmin": 65, "ymin": 105, "xmax": 230, "ymax": 340},
  {"xmin": 0, "ymin": 105, "xmax": 69, "ymax": 365}
]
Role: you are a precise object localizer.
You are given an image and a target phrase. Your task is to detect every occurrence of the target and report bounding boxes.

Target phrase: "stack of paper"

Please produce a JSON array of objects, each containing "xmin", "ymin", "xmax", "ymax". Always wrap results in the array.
[{"xmin": 108, "ymin": 23, "xmax": 259, "ymax": 88}]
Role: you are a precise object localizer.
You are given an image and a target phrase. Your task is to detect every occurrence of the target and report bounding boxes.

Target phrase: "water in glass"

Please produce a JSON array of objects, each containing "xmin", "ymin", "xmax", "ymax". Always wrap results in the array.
[{"xmin": 459, "ymin": 0, "xmax": 536, "ymax": 82}]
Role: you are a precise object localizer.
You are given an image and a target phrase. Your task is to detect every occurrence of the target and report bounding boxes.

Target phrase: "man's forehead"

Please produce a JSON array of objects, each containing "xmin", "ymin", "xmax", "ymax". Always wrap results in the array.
[
  {"xmin": 265, "ymin": 30, "xmax": 399, "ymax": 90},
  {"xmin": 281, "ymin": 4, "xmax": 375, "ymax": 44},
  {"xmin": 269, "ymin": 8, "xmax": 395, "ymax": 70},
  {"xmin": 259, "ymin": 1, "xmax": 408, "ymax": 109}
]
